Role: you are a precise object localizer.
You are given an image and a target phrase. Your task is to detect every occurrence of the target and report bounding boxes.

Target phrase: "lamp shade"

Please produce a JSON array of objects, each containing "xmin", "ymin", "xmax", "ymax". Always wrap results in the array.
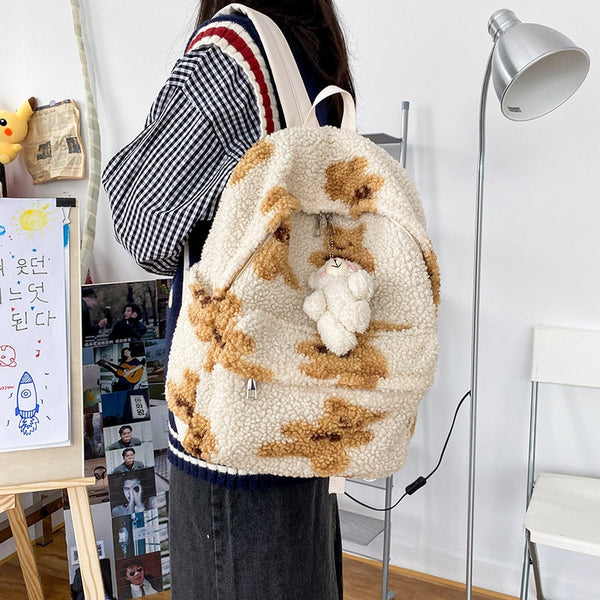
[{"xmin": 488, "ymin": 9, "xmax": 590, "ymax": 121}]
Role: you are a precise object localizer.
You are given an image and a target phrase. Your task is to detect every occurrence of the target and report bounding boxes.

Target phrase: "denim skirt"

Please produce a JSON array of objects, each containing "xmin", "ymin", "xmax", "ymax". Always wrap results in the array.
[{"xmin": 169, "ymin": 467, "xmax": 343, "ymax": 599}]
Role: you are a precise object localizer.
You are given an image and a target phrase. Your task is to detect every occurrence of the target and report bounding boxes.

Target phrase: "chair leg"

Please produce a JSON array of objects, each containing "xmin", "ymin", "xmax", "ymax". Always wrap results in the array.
[
  {"xmin": 519, "ymin": 531, "xmax": 547, "ymax": 600},
  {"xmin": 519, "ymin": 536, "xmax": 531, "ymax": 600},
  {"xmin": 528, "ymin": 539, "xmax": 545, "ymax": 600}
]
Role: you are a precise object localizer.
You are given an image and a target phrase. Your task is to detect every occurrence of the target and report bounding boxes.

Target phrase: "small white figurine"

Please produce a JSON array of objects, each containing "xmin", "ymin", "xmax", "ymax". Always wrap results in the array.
[{"xmin": 303, "ymin": 257, "xmax": 375, "ymax": 356}]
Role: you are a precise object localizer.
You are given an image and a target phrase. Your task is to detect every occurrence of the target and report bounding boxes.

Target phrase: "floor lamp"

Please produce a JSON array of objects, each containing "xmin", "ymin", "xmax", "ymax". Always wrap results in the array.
[{"xmin": 466, "ymin": 9, "xmax": 589, "ymax": 600}]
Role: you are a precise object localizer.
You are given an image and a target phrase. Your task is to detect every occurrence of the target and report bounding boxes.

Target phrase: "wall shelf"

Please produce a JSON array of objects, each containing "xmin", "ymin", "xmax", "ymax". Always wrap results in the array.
[{"xmin": 339, "ymin": 508, "xmax": 385, "ymax": 546}]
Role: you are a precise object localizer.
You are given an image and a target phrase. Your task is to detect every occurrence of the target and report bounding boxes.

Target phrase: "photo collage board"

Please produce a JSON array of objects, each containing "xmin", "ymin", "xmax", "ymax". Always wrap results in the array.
[{"xmin": 64, "ymin": 278, "xmax": 172, "ymax": 600}]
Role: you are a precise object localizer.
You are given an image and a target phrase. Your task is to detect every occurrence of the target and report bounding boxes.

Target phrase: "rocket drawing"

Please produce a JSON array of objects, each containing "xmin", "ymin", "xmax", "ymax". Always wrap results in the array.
[{"xmin": 15, "ymin": 371, "xmax": 40, "ymax": 435}]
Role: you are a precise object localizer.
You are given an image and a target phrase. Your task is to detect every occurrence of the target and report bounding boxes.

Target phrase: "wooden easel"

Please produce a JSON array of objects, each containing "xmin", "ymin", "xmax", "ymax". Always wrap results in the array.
[
  {"xmin": 0, "ymin": 477, "xmax": 104, "ymax": 600},
  {"xmin": 0, "ymin": 201, "xmax": 103, "ymax": 599}
]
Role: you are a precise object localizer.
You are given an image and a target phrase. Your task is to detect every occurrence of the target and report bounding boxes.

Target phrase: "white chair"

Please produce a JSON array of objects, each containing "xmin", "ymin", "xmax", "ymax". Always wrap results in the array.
[{"xmin": 519, "ymin": 326, "xmax": 600, "ymax": 599}]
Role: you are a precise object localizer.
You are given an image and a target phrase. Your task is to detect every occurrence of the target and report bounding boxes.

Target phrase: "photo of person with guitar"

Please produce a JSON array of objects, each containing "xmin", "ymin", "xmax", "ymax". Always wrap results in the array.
[{"xmin": 97, "ymin": 343, "xmax": 147, "ymax": 393}]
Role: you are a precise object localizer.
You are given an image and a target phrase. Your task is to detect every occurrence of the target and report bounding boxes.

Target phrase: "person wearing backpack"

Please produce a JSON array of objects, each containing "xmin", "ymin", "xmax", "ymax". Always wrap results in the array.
[{"xmin": 103, "ymin": 2, "xmax": 354, "ymax": 598}]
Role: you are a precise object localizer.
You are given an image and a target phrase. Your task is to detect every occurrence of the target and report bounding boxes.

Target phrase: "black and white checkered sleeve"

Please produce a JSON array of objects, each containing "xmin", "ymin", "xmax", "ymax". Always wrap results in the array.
[{"xmin": 102, "ymin": 47, "xmax": 262, "ymax": 276}]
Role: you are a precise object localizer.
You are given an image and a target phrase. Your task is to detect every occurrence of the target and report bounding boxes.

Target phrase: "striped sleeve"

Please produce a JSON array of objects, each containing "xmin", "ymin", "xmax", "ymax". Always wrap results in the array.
[{"xmin": 102, "ymin": 46, "xmax": 262, "ymax": 276}]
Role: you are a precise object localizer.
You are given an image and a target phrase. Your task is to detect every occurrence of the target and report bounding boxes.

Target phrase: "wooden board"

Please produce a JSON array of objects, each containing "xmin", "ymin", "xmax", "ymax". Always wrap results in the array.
[{"xmin": 0, "ymin": 200, "xmax": 84, "ymax": 488}]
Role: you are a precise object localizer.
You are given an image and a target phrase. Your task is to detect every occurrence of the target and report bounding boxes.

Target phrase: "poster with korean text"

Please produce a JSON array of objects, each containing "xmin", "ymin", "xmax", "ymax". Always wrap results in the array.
[{"xmin": 0, "ymin": 198, "xmax": 71, "ymax": 452}]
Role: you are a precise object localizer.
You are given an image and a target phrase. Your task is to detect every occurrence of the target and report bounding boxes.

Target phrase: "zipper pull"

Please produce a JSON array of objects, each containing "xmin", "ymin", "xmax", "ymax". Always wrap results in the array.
[
  {"xmin": 246, "ymin": 378, "xmax": 258, "ymax": 401},
  {"xmin": 324, "ymin": 213, "xmax": 333, "ymax": 231},
  {"xmin": 323, "ymin": 213, "xmax": 335, "ymax": 259},
  {"xmin": 315, "ymin": 213, "xmax": 334, "ymax": 238},
  {"xmin": 314, "ymin": 213, "xmax": 325, "ymax": 237}
]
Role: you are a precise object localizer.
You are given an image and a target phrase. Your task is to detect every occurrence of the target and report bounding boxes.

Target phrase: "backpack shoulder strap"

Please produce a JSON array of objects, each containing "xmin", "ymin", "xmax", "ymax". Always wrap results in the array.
[
  {"xmin": 219, "ymin": 3, "xmax": 316, "ymax": 128},
  {"xmin": 186, "ymin": 14, "xmax": 282, "ymax": 135},
  {"xmin": 305, "ymin": 85, "xmax": 356, "ymax": 132}
]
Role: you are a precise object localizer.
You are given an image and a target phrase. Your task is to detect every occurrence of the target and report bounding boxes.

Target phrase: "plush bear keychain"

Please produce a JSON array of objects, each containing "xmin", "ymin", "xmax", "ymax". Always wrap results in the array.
[{"xmin": 303, "ymin": 257, "xmax": 375, "ymax": 356}]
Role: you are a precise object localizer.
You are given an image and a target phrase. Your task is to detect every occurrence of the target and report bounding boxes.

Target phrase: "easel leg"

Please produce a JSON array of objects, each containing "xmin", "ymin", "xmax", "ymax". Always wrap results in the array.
[
  {"xmin": 66, "ymin": 486, "xmax": 104, "ymax": 600},
  {"xmin": 5, "ymin": 495, "xmax": 45, "ymax": 600}
]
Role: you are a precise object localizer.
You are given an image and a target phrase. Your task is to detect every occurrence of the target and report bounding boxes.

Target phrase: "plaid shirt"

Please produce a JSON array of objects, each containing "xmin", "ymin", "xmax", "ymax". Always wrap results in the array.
[{"xmin": 103, "ymin": 44, "xmax": 263, "ymax": 276}]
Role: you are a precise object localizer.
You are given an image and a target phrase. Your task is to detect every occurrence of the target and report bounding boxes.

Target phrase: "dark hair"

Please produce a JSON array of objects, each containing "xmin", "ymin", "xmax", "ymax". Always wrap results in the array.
[
  {"xmin": 122, "ymin": 559, "xmax": 144, "ymax": 577},
  {"xmin": 120, "ymin": 346, "xmax": 133, "ymax": 360},
  {"xmin": 82, "ymin": 287, "xmax": 97, "ymax": 298},
  {"xmin": 118, "ymin": 425, "xmax": 133, "ymax": 435},
  {"xmin": 122, "ymin": 448, "xmax": 135, "ymax": 457},
  {"xmin": 195, "ymin": 0, "xmax": 354, "ymax": 126},
  {"xmin": 123, "ymin": 303, "xmax": 141, "ymax": 317}
]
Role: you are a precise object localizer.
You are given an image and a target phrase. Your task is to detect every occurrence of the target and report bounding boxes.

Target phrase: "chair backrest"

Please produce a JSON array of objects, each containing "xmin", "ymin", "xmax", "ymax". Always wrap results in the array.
[{"xmin": 531, "ymin": 326, "xmax": 600, "ymax": 389}]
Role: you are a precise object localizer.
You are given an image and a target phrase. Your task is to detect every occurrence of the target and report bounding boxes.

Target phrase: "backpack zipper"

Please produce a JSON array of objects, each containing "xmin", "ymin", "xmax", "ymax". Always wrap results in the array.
[{"xmin": 226, "ymin": 228, "xmax": 277, "ymax": 291}]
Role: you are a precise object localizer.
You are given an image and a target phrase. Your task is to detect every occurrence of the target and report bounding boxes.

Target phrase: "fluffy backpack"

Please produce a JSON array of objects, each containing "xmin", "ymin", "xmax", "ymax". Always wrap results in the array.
[{"xmin": 166, "ymin": 4, "xmax": 440, "ymax": 480}]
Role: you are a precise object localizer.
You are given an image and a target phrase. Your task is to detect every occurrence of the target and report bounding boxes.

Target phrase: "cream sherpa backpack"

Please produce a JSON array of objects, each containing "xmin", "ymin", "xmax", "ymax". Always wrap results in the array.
[{"xmin": 166, "ymin": 4, "xmax": 440, "ymax": 480}]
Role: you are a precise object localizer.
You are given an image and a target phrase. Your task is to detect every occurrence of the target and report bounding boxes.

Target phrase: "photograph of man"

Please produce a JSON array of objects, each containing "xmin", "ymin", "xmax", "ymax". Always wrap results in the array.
[
  {"xmin": 118, "ymin": 557, "xmax": 162, "ymax": 599},
  {"xmin": 81, "ymin": 287, "xmax": 108, "ymax": 342},
  {"xmin": 110, "ymin": 469, "xmax": 157, "ymax": 517},
  {"xmin": 112, "ymin": 448, "xmax": 145, "ymax": 474},
  {"xmin": 106, "ymin": 441, "xmax": 154, "ymax": 475},
  {"xmin": 109, "ymin": 303, "xmax": 147, "ymax": 342},
  {"xmin": 80, "ymin": 281, "xmax": 160, "ymax": 344},
  {"xmin": 108, "ymin": 425, "xmax": 141, "ymax": 451}
]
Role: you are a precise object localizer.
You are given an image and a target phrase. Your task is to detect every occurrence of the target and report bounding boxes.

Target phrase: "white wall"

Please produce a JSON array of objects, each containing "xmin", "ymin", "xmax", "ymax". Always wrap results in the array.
[{"xmin": 2, "ymin": 1, "xmax": 599, "ymax": 598}]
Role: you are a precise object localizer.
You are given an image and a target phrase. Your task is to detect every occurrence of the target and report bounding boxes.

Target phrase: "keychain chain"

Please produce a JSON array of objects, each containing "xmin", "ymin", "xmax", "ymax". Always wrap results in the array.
[{"xmin": 324, "ymin": 214, "xmax": 335, "ymax": 260}]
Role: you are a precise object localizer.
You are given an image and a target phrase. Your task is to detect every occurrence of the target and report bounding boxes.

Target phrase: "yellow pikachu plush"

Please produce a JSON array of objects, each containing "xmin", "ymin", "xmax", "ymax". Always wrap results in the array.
[{"xmin": 0, "ymin": 97, "xmax": 36, "ymax": 164}]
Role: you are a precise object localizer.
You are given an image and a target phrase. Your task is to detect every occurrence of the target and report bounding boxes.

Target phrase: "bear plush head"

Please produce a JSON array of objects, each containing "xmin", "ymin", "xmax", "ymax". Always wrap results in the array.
[{"xmin": 309, "ymin": 257, "xmax": 360, "ymax": 287}]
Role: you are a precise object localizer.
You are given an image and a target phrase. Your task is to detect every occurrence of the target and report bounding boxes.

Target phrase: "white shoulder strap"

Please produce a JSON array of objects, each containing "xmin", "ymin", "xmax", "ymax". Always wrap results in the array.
[
  {"xmin": 219, "ymin": 3, "xmax": 312, "ymax": 128},
  {"xmin": 218, "ymin": 4, "xmax": 356, "ymax": 131},
  {"xmin": 306, "ymin": 85, "xmax": 356, "ymax": 131}
]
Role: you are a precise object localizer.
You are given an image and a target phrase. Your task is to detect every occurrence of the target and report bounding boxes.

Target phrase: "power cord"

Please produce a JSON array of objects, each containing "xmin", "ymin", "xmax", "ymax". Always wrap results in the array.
[{"xmin": 344, "ymin": 390, "xmax": 471, "ymax": 512}]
